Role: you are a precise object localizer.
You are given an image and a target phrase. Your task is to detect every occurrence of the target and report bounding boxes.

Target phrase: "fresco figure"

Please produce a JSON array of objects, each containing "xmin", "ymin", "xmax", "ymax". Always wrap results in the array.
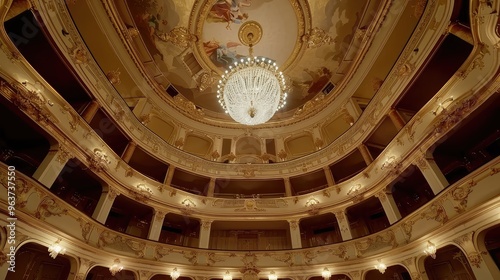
[
  {"xmin": 204, "ymin": 40, "xmax": 241, "ymax": 68},
  {"xmin": 208, "ymin": 0, "xmax": 251, "ymax": 30}
]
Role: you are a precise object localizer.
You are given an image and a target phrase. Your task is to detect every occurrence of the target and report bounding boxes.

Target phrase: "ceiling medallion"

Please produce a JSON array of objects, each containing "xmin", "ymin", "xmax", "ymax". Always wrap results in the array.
[{"xmin": 217, "ymin": 21, "xmax": 287, "ymax": 125}]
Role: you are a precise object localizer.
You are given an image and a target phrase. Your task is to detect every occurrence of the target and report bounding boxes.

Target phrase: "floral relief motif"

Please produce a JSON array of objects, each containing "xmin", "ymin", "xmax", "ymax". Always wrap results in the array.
[
  {"xmin": 206, "ymin": 252, "xmax": 227, "ymax": 266},
  {"xmin": 106, "ymin": 69, "xmax": 121, "ymax": 85},
  {"xmin": 35, "ymin": 196, "xmax": 68, "ymax": 220},
  {"xmin": 467, "ymin": 252, "xmax": 485, "ymax": 268},
  {"xmin": 56, "ymin": 145, "xmax": 73, "ymax": 164},
  {"xmin": 421, "ymin": 201, "xmax": 448, "ymax": 225},
  {"xmin": 1, "ymin": 176, "xmax": 31, "ymax": 208},
  {"xmin": 12, "ymin": 84, "xmax": 51, "ymax": 123},
  {"xmin": 434, "ymin": 95, "xmax": 478, "ymax": 135},
  {"xmin": 88, "ymin": 149, "xmax": 111, "ymax": 173},
  {"xmin": 302, "ymin": 27, "xmax": 334, "ymax": 48},
  {"xmin": 354, "ymin": 230, "xmax": 397, "ymax": 257},
  {"xmin": 448, "ymin": 181, "xmax": 474, "ymax": 213},
  {"xmin": 68, "ymin": 44, "xmax": 89, "ymax": 64},
  {"xmin": 0, "ymin": 251, "xmax": 6, "ymax": 266},
  {"xmin": 154, "ymin": 246, "xmax": 173, "ymax": 260},
  {"xmin": 401, "ymin": 220, "xmax": 415, "ymax": 241},
  {"xmin": 173, "ymin": 95, "xmax": 204, "ymax": 117},
  {"xmin": 265, "ymin": 252, "xmax": 294, "ymax": 266},
  {"xmin": 329, "ymin": 245, "xmax": 349, "ymax": 261},
  {"xmin": 302, "ymin": 250, "xmax": 317, "ymax": 265},
  {"xmin": 77, "ymin": 217, "xmax": 93, "ymax": 242},
  {"xmin": 97, "ymin": 230, "xmax": 121, "ymax": 248},
  {"xmin": 124, "ymin": 239, "xmax": 146, "ymax": 258}
]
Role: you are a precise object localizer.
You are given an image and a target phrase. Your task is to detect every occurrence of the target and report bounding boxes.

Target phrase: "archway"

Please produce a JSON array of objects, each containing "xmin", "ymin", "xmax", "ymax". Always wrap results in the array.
[
  {"xmin": 423, "ymin": 245, "xmax": 475, "ymax": 280},
  {"xmin": 6, "ymin": 242, "xmax": 72, "ymax": 280}
]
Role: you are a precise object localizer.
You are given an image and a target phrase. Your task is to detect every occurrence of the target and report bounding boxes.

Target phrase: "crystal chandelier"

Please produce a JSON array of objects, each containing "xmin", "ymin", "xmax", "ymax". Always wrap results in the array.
[
  {"xmin": 170, "ymin": 267, "xmax": 180, "ymax": 280},
  {"xmin": 217, "ymin": 21, "xmax": 287, "ymax": 125},
  {"xmin": 109, "ymin": 259, "xmax": 123, "ymax": 276},
  {"xmin": 48, "ymin": 239, "xmax": 66, "ymax": 259}
]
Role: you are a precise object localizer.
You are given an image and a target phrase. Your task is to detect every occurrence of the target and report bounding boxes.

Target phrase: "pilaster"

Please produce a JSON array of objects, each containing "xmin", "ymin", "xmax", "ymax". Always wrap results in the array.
[
  {"xmin": 121, "ymin": 141, "xmax": 137, "ymax": 163},
  {"xmin": 375, "ymin": 191, "xmax": 402, "ymax": 224},
  {"xmin": 415, "ymin": 156, "xmax": 449, "ymax": 195},
  {"xmin": 148, "ymin": 210, "xmax": 166, "ymax": 241},
  {"xmin": 32, "ymin": 144, "xmax": 73, "ymax": 188},
  {"xmin": 334, "ymin": 210, "xmax": 353, "ymax": 241},
  {"xmin": 454, "ymin": 231, "xmax": 499, "ymax": 280},
  {"xmin": 288, "ymin": 220, "xmax": 302, "ymax": 249},
  {"xmin": 199, "ymin": 220, "xmax": 212, "ymax": 249},
  {"xmin": 81, "ymin": 100, "xmax": 100, "ymax": 123},
  {"xmin": 92, "ymin": 186, "xmax": 119, "ymax": 224}
]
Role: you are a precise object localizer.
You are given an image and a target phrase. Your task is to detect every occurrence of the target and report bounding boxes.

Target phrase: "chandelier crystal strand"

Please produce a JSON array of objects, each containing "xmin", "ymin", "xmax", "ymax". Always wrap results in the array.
[{"xmin": 217, "ymin": 57, "xmax": 287, "ymax": 125}]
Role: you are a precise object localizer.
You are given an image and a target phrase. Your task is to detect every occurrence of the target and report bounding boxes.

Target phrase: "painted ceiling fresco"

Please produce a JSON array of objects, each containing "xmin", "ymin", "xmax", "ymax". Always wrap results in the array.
[{"xmin": 126, "ymin": 0, "xmax": 368, "ymax": 114}]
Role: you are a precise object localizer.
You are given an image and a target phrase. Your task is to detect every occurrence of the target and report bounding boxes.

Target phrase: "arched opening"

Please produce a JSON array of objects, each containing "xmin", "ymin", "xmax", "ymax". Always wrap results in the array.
[
  {"xmin": 86, "ymin": 265, "xmax": 136, "ymax": 280},
  {"xmin": 476, "ymin": 224, "xmax": 500, "ymax": 279},
  {"xmin": 424, "ymin": 245, "xmax": 476, "ymax": 280},
  {"xmin": 151, "ymin": 275, "xmax": 191, "ymax": 280},
  {"xmin": 0, "ymin": 97, "xmax": 51, "ymax": 177},
  {"xmin": 6, "ymin": 242, "xmax": 73, "ymax": 280},
  {"xmin": 309, "ymin": 274, "xmax": 351, "ymax": 280},
  {"xmin": 364, "ymin": 264, "xmax": 410, "ymax": 280}
]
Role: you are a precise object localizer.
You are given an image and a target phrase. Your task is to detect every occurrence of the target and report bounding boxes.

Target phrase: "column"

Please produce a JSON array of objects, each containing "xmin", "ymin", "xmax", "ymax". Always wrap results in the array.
[
  {"xmin": 403, "ymin": 257, "xmax": 429, "ymax": 280},
  {"xmin": 164, "ymin": 166, "xmax": 176, "ymax": 186},
  {"xmin": 323, "ymin": 166, "xmax": 335, "ymax": 186},
  {"xmin": 454, "ymin": 232, "xmax": 499, "ymax": 280},
  {"xmin": 284, "ymin": 177, "xmax": 292, "ymax": 197},
  {"xmin": 275, "ymin": 138, "xmax": 286, "ymax": 161},
  {"xmin": 81, "ymin": 100, "xmax": 100, "ymax": 123},
  {"xmin": 0, "ymin": 249, "xmax": 11, "ymax": 280},
  {"xmin": 148, "ymin": 210, "xmax": 166, "ymax": 241},
  {"xmin": 213, "ymin": 137, "xmax": 223, "ymax": 162},
  {"xmin": 121, "ymin": 141, "xmax": 137, "ymax": 163},
  {"xmin": 288, "ymin": 220, "xmax": 302, "ymax": 249},
  {"xmin": 92, "ymin": 186, "xmax": 119, "ymax": 223},
  {"xmin": 448, "ymin": 22, "xmax": 473, "ymax": 44},
  {"xmin": 207, "ymin": 178, "xmax": 216, "ymax": 197},
  {"xmin": 388, "ymin": 108, "xmax": 406, "ymax": 131},
  {"xmin": 347, "ymin": 271, "xmax": 362, "ymax": 280},
  {"xmin": 358, "ymin": 144, "xmax": 373, "ymax": 165},
  {"xmin": 415, "ymin": 156, "xmax": 449, "ymax": 195},
  {"xmin": 199, "ymin": 220, "xmax": 212, "ymax": 249},
  {"xmin": 71, "ymin": 257, "xmax": 93, "ymax": 280},
  {"xmin": 375, "ymin": 191, "xmax": 402, "ymax": 224},
  {"xmin": 334, "ymin": 210, "xmax": 353, "ymax": 241},
  {"xmin": 33, "ymin": 144, "xmax": 72, "ymax": 188}
]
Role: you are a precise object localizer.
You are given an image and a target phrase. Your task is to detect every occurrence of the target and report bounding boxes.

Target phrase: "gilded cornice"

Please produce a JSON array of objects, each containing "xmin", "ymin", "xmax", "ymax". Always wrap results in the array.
[
  {"xmin": 1, "ymin": 161, "xmax": 499, "ymax": 275},
  {"xmin": 0, "ymin": 0, "xmax": 498, "ymax": 209}
]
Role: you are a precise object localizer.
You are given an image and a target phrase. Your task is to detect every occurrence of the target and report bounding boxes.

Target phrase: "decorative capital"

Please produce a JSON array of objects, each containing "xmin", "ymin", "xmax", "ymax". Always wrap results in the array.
[
  {"xmin": 106, "ymin": 69, "xmax": 121, "ymax": 85},
  {"xmin": 56, "ymin": 144, "xmax": 73, "ymax": 164},
  {"xmin": 88, "ymin": 148, "xmax": 111, "ymax": 173}
]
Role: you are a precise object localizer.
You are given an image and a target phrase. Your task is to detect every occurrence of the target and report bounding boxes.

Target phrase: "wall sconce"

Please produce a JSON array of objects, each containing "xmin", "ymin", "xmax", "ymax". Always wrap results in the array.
[
  {"xmin": 93, "ymin": 148, "xmax": 111, "ymax": 164},
  {"xmin": 322, "ymin": 267, "xmax": 331, "ymax": 280},
  {"xmin": 347, "ymin": 184, "xmax": 362, "ymax": 196},
  {"xmin": 21, "ymin": 80, "xmax": 44, "ymax": 93},
  {"xmin": 268, "ymin": 271, "xmax": 277, "ymax": 280},
  {"xmin": 374, "ymin": 260, "xmax": 387, "ymax": 274},
  {"xmin": 305, "ymin": 197, "xmax": 319, "ymax": 207},
  {"xmin": 170, "ymin": 267, "xmax": 180, "ymax": 280},
  {"xmin": 109, "ymin": 259, "xmax": 123, "ymax": 276},
  {"xmin": 181, "ymin": 199, "xmax": 195, "ymax": 207},
  {"xmin": 48, "ymin": 239, "xmax": 66, "ymax": 259},
  {"xmin": 381, "ymin": 156, "xmax": 396, "ymax": 169},
  {"xmin": 432, "ymin": 96, "xmax": 454, "ymax": 115},
  {"xmin": 136, "ymin": 184, "xmax": 154, "ymax": 195},
  {"xmin": 424, "ymin": 240, "xmax": 437, "ymax": 259},
  {"xmin": 223, "ymin": 271, "xmax": 232, "ymax": 280}
]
